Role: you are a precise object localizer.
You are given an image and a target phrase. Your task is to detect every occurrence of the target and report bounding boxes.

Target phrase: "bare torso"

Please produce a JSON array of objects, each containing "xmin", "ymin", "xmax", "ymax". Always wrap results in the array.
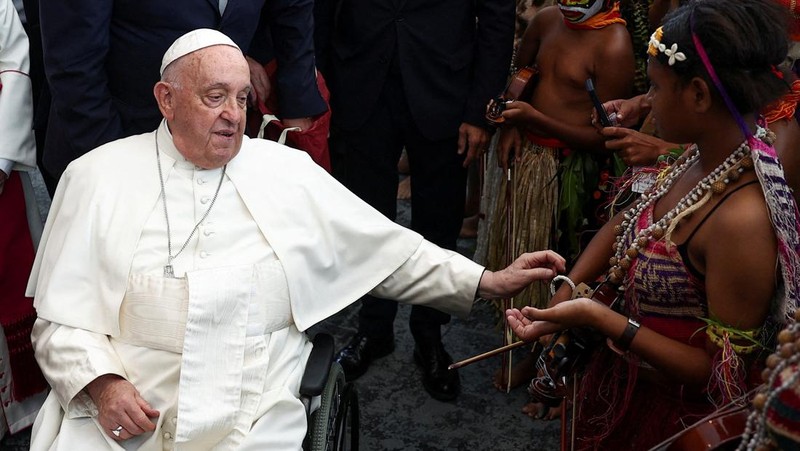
[{"xmin": 519, "ymin": 6, "xmax": 633, "ymax": 142}]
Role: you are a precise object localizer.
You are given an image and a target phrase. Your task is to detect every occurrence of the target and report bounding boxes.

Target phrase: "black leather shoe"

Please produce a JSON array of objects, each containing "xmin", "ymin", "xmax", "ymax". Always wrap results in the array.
[
  {"xmin": 413, "ymin": 342, "xmax": 460, "ymax": 401},
  {"xmin": 335, "ymin": 333, "xmax": 394, "ymax": 381}
]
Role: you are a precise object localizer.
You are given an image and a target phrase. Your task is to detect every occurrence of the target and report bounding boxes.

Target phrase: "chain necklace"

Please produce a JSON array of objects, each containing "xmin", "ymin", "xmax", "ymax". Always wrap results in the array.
[
  {"xmin": 155, "ymin": 129, "xmax": 226, "ymax": 278},
  {"xmin": 607, "ymin": 141, "xmax": 754, "ymax": 285}
]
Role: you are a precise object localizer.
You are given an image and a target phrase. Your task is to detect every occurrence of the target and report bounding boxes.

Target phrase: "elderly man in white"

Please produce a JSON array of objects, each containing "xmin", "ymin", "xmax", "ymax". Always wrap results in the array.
[{"xmin": 27, "ymin": 29, "xmax": 566, "ymax": 450}]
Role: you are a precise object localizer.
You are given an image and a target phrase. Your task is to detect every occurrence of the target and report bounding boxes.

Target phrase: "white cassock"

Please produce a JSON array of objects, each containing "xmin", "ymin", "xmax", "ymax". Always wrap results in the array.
[
  {"xmin": 27, "ymin": 121, "xmax": 484, "ymax": 450},
  {"xmin": 0, "ymin": 0, "xmax": 47, "ymax": 439}
]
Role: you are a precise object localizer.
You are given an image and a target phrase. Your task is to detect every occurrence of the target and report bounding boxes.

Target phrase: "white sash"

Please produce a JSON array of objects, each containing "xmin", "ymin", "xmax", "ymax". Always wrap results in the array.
[{"xmin": 175, "ymin": 266, "xmax": 252, "ymax": 446}]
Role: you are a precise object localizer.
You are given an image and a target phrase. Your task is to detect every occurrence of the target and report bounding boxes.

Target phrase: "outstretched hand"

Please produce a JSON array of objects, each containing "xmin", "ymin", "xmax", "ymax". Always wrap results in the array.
[
  {"xmin": 477, "ymin": 250, "xmax": 566, "ymax": 300},
  {"xmin": 85, "ymin": 374, "xmax": 160, "ymax": 441},
  {"xmin": 505, "ymin": 298, "xmax": 596, "ymax": 342}
]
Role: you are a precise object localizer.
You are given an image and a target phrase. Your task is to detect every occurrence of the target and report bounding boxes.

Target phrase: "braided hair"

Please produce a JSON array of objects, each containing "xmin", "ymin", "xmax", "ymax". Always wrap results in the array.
[{"xmin": 657, "ymin": 0, "xmax": 791, "ymax": 115}]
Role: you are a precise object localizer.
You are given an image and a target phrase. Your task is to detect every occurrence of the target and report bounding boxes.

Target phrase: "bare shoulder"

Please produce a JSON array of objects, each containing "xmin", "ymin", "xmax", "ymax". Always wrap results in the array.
[
  {"xmin": 597, "ymin": 23, "xmax": 635, "ymax": 58},
  {"xmin": 709, "ymin": 181, "xmax": 772, "ymax": 238},
  {"xmin": 702, "ymin": 180, "xmax": 778, "ymax": 329},
  {"xmin": 536, "ymin": 5, "xmax": 563, "ymax": 22},
  {"xmin": 686, "ymin": 179, "xmax": 775, "ymax": 269}
]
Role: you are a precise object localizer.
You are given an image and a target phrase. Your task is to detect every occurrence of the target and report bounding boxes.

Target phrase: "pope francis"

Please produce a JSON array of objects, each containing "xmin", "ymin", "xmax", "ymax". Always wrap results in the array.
[{"xmin": 26, "ymin": 29, "xmax": 566, "ymax": 450}]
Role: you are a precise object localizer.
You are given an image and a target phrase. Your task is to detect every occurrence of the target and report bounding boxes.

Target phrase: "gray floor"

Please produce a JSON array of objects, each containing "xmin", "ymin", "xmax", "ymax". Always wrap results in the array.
[{"xmin": 0, "ymin": 171, "xmax": 560, "ymax": 450}]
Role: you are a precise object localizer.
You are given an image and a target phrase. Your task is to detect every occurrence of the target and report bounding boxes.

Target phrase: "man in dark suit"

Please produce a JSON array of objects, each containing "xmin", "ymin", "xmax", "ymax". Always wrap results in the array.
[
  {"xmin": 323, "ymin": 0, "xmax": 515, "ymax": 401},
  {"xmin": 39, "ymin": 0, "xmax": 326, "ymax": 195}
]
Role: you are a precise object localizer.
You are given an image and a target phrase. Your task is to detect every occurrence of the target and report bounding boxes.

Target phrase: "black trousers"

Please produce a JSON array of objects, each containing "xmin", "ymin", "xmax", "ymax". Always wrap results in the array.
[{"xmin": 330, "ymin": 69, "xmax": 467, "ymax": 343}]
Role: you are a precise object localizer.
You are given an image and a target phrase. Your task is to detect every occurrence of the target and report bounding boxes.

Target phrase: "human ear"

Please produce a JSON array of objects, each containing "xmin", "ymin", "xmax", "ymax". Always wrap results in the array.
[
  {"xmin": 154, "ymin": 82, "xmax": 175, "ymax": 120},
  {"xmin": 688, "ymin": 76, "xmax": 713, "ymax": 113}
]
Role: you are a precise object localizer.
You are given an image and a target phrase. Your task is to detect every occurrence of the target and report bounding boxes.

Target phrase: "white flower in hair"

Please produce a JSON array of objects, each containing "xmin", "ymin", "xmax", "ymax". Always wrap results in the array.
[
  {"xmin": 664, "ymin": 43, "xmax": 686, "ymax": 66},
  {"xmin": 647, "ymin": 27, "xmax": 687, "ymax": 66}
]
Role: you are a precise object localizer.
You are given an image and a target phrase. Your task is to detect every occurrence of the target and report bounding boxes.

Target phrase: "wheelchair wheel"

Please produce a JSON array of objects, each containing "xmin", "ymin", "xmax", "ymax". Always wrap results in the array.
[{"xmin": 309, "ymin": 362, "xmax": 360, "ymax": 451}]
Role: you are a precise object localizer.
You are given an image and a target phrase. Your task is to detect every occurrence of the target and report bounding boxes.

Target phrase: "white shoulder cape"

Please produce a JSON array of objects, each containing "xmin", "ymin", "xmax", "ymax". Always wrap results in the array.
[{"xmin": 27, "ymin": 128, "xmax": 423, "ymax": 335}]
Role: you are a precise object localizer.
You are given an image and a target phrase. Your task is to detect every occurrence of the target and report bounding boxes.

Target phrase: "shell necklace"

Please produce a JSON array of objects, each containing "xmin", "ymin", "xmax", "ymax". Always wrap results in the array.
[{"xmin": 607, "ymin": 140, "xmax": 754, "ymax": 285}]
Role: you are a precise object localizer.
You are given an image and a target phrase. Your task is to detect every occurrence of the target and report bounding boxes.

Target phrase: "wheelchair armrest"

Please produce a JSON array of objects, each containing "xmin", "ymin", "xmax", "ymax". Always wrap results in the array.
[{"xmin": 299, "ymin": 333, "xmax": 335, "ymax": 397}]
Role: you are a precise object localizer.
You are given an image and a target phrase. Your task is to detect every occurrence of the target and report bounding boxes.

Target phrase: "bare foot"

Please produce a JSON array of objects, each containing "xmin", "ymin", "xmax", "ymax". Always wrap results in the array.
[
  {"xmin": 397, "ymin": 177, "xmax": 411, "ymax": 200},
  {"xmin": 522, "ymin": 401, "xmax": 561, "ymax": 421},
  {"xmin": 459, "ymin": 214, "xmax": 479, "ymax": 239},
  {"xmin": 492, "ymin": 350, "xmax": 538, "ymax": 391}
]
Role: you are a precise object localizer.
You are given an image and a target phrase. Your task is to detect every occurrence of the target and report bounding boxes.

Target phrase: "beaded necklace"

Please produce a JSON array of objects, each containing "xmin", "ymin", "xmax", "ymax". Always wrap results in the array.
[{"xmin": 607, "ymin": 141, "xmax": 754, "ymax": 285}]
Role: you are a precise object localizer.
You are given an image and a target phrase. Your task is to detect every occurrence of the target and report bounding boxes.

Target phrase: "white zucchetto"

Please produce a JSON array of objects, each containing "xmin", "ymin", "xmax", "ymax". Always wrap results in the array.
[{"xmin": 160, "ymin": 29, "xmax": 241, "ymax": 75}]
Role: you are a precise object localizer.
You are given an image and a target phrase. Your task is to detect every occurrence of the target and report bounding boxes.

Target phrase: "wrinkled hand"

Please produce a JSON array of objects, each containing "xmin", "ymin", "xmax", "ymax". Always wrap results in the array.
[
  {"xmin": 246, "ymin": 56, "xmax": 271, "ymax": 106},
  {"xmin": 506, "ymin": 297, "xmax": 596, "ymax": 342},
  {"xmin": 282, "ymin": 117, "xmax": 314, "ymax": 132},
  {"xmin": 458, "ymin": 123, "xmax": 489, "ymax": 167},
  {"xmin": 478, "ymin": 250, "xmax": 567, "ymax": 300},
  {"xmin": 591, "ymin": 96, "xmax": 647, "ymax": 129},
  {"xmin": 85, "ymin": 375, "xmax": 159, "ymax": 441},
  {"xmin": 497, "ymin": 127, "xmax": 522, "ymax": 171},
  {"xmin": 0, "ymin": 170, "xmax": 7, "ymax": 195},
  {"xmin": 601, "ymin": 127, "xmax": 671, "ymax": 166},
  {"xmin": 500, "ymin": 100, "xmax": 538, "ymax": 127}
]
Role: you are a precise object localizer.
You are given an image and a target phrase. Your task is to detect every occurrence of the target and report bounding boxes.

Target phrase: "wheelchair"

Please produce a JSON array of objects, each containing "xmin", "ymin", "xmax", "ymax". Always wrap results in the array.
[{"xmin": 300, "ymin": 333, "xmax": 360, "ymax": 451}]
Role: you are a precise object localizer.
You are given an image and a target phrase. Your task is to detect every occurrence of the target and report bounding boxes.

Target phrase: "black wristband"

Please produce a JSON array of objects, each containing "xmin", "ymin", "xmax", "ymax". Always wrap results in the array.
[{"xmin": 614, "ymin": 317, "xmax": 640, "ymax": 352}]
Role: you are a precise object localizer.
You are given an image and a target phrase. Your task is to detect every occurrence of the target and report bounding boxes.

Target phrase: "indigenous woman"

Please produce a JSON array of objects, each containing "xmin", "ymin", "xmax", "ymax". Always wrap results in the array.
[{"xmin": 506, "ymin": 0, "xmax": 800, "ymax": 448}]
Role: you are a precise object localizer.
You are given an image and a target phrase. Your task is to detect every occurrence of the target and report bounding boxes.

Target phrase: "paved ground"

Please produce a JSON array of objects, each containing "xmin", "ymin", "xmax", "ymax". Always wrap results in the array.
[{"xmin": 1, "ymin": 171, "xmax": 561, "ymax": 450}]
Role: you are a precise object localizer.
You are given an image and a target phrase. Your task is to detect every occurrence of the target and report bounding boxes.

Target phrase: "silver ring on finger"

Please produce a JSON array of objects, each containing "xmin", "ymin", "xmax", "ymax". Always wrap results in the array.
[{"xmin": 112, "ymin": 425, "xmax": 124, "ymax": 437}]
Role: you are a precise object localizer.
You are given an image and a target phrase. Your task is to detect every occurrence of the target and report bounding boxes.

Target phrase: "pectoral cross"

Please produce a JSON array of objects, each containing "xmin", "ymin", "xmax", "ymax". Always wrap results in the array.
[{"xmin": 164, "ymin": 264, "xmax": 175, "ymax": 278}]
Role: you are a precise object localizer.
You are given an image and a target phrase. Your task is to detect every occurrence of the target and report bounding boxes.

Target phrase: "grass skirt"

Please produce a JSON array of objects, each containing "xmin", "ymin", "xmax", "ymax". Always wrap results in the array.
[{"xmin": 485, "ymin": 139, "xmax": 559, "ymax": 310}]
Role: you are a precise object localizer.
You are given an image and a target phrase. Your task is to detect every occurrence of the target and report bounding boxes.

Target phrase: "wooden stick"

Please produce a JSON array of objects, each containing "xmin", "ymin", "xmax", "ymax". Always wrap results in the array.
[
  {"xmin": 448, "ymin": 340, "xmax": 527, "ymax": 370},
  {"xmin": 500, "ymin": 167, "xmax": 515, "ymax": 392}
]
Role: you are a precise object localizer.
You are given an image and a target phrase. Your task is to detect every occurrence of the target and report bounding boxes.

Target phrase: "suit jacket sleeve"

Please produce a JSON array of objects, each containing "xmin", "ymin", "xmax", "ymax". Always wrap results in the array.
[
  {"xmin": 254, "ymin": 0, "xmax": 327, "ymax": 119},
  {"xmin": 463, "ymin": 0, "xmax": 515, "ymax": 128},
  {"xmin": 40, "ymin": 0, "xmax": 123, "ymax": 163}
]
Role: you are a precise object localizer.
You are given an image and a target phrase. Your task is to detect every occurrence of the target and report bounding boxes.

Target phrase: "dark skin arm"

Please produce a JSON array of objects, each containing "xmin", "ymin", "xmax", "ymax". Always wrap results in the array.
[
  {"xmin": 508, "ymin": 299, "xmax": 713, "ymax": 385},
  {"xmin": 515, "ymin": 11, "xmax": 542, "ymax": 69},
  {"xmin": 593, "ymin": 93, "xmax": 684, "ymax": 166},
  {"xmin": 549, "ymin": 210, "xmax": 624, "ymax": 306},
  {"xmin": 601, "ymin": 126, "xmax": 682, "ymax": 166},
  {"xmin": 510, "ymin": 184, "xmax": 778, "ymax": 387},
  {"xmin": 501, "ymin": 99, "xmax": 607, "ymax": 153}
]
